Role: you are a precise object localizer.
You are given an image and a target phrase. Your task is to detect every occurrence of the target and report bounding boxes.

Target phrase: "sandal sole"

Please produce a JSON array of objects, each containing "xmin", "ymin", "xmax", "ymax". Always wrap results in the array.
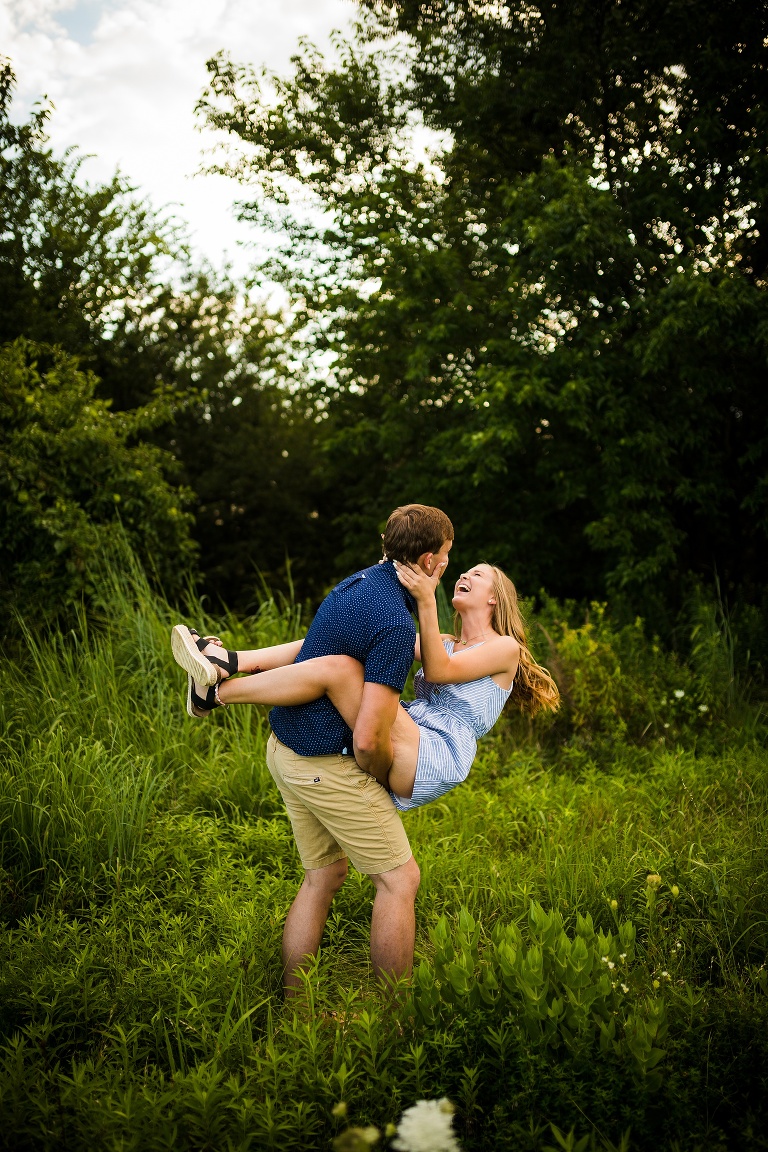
[{"xmin": 172, "ymin": 625, "xmax": 218, "ymax": 686}]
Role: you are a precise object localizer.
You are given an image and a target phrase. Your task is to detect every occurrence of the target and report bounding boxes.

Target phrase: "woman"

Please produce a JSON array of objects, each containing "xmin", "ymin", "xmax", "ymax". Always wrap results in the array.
[{"xmin": 171, "ymin": 562, "xmax": 558, "ymax": 808}]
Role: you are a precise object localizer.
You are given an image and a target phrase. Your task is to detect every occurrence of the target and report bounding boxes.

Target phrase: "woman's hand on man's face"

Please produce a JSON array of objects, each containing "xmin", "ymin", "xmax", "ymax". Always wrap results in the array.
[{"xmin": 394, "ymin": 559, "xmax": 447, "ymax": 603}]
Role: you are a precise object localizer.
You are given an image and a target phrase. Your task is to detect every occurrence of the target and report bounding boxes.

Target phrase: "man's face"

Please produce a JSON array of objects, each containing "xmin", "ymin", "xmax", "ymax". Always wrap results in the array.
[{"xmin": 419, "ymin": 538, "xmax": 453, "ymax": 576}]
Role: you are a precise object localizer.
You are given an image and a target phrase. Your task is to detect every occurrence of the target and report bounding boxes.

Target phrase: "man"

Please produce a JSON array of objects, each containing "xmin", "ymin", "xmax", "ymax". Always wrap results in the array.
[{"xmin": 267, "ymin": 503, "xmax": 454, "ymax": 991}]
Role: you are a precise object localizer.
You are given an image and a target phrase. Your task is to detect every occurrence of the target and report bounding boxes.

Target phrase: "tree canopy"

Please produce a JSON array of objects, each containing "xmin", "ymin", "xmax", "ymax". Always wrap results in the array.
[
  {"xmin": 198, "ymin": 0, "xmax": 768, "ymax": 620},
  {"xmin": 0, "ymin": 58, "xmax": 334, "ymax": 613},
  {"xmin": 3, "ymin": 0, "xmax": 767, "ymax": 625}
]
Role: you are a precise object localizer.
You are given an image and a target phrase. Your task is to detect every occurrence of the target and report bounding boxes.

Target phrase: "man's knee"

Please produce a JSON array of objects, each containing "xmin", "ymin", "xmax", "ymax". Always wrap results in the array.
[
  {"xmin": 304, "ymin": 858, "xmax": 348, "ymax": 897},
  {"xmin": 370, "ymin": 854, "xmax": 420, "ymax": 900}
]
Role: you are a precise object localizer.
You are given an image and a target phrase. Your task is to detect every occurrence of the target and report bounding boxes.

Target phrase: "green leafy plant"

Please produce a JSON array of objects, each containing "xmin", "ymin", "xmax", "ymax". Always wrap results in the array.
[
  {"xmin": 413, "ymin": 904, "xmax": 667, "ymax": 1085},
  {"xmin": 0, "ymin": 339, "xmax": 195, "ymax": 622}
]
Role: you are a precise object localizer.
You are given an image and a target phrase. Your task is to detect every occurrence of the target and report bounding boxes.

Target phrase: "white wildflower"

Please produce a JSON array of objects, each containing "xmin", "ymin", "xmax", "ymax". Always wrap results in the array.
[
  {"xmin": 619, "ymin": 953, "xmax": 627, "ymax": 962},
  {"xmin": 392, "ymin": 1099, "xmax": 460, "ymax": 1152},
  {"xmin": 673, "ymin": 689, "xmax": 685, "ymax": 699},
  {"xmin": 698, "ymin": 704, "xmax": 709, "ymax": 713},
  {"xmin": 621, "ymin": 983, "xmax": 629, "ymax": 993},
  {"xmin": 601, "ymin": 956, "xmax": 610, "ymax": 964},
  {"xmin": 607, "ymin": 961, "xmax": 615, "ymax": 970}
]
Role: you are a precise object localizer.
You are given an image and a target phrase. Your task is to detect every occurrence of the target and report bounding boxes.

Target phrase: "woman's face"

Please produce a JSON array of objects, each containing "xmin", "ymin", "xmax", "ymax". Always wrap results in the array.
[{"xmin": 451, "ymin": 563, "xmax": 496, "ymax": 612}]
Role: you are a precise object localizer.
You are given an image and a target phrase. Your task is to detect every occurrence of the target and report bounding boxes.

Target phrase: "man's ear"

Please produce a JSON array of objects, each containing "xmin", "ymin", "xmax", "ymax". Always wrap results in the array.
[{"xmin": 416, "ymin": 552, "xmax": 433, "ymax": 573}]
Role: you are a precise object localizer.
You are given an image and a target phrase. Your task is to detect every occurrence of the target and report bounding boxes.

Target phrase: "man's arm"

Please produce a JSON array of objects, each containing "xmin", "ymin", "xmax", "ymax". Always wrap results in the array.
[{"xmin": 353, "ymin": 682, "xmax": 402, "ymax": 785}]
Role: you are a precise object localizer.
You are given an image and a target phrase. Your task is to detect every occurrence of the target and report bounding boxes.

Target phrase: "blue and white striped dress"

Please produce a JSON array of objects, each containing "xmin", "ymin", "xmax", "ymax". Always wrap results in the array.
[{"xmin": 391, "ymin": 640, "xmax": 513, "ymax": 811}]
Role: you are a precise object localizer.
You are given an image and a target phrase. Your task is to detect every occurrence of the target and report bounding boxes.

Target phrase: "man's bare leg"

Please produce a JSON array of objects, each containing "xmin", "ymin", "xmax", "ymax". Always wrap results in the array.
[
  {"xmin": 282, "ymin": 858, "xmax": 348, "ymax": 994},
  {"xmin": 369, "ymin": 855, "xmax": 421, "ymax": 983}
]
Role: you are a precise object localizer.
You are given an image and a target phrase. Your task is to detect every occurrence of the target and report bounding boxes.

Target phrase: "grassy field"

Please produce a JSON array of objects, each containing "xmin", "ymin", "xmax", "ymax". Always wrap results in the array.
[{"xmin": 0, "ymin": 561, "xmax": 766, "ymax": 1151}]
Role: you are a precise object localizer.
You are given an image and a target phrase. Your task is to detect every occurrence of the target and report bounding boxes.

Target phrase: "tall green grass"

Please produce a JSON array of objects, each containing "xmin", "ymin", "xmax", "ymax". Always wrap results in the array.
[{"xmin": 0, "ymin": 556, "xmax": 766, "ymax": 1150}]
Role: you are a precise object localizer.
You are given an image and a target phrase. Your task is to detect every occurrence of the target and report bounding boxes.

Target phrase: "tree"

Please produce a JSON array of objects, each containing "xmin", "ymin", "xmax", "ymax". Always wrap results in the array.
[
  {"xmin": 197, "ymin": 1, "xmax": 768, "ymax": 619},
  {"xmin": 1, "ymin": 58, "xmax": 335, "ymax": 607},
  {"xmin": 0, "ymin": 340, "xmax": 195, "ymax": 622}
]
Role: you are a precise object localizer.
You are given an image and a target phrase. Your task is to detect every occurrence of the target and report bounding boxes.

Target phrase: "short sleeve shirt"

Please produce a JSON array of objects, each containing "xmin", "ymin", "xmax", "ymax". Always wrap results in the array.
[{"xmin": 269, "ymin": 561, "xmax": 417, "ymax": 757}]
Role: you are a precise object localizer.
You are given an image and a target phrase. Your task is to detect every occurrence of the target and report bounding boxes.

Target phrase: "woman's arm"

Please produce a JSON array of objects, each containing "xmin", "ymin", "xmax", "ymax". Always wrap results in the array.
[
  {"xmin": 398, "ymin": 567, "xmax": 455, "ymax": 681},
  {"xmin": 426, "ymin": 635, "xmax": 520, "ymax": 685},
  {"xmin": 395, "ymin": 563, "xmax": 519, "ymax": 685}
]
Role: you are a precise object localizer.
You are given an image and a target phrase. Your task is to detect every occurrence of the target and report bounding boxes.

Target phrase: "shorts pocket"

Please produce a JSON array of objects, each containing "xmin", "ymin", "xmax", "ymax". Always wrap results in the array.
[{"xmin": 283, "ymin": 772, "xmax": 324, "ymax": 787}]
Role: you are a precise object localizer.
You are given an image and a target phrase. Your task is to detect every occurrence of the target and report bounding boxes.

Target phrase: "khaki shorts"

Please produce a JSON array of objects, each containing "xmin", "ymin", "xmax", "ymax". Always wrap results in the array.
[{"xmin": 266, "ymin": 732, "xmax": 412, "ymax": 875}]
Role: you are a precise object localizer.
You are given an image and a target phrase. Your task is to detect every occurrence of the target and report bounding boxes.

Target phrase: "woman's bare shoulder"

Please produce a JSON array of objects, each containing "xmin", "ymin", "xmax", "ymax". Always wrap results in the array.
[{"xmin": 489, "ymin": 634, "xmax": 521, "ymax": 665}]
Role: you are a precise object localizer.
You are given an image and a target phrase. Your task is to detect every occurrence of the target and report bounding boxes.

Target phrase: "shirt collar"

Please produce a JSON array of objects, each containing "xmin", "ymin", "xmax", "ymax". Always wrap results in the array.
[{"xmin": 379, "ymin": 559, "xmax": 417, "ymax": 615}]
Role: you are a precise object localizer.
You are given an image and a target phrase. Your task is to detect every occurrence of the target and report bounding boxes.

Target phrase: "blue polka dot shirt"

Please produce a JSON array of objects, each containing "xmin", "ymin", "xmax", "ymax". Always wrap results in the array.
[{"xmin": 270, "ymin": 560, "xmax": 417, "ymax": 756}]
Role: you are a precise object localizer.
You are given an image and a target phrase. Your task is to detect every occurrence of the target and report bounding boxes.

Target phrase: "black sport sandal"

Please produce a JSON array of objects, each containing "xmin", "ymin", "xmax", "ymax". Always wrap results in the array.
[
  {"xmin": 171, "ymin": 625, "xmax": 239, "ymax": 686},
  {"xmin": 186, "ymin": 675, "xmax": 227, "ymax": 719}
]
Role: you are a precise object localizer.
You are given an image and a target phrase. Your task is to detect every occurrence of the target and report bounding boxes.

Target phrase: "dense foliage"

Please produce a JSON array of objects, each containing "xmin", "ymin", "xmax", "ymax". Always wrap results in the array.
[
  {"xmin": 0, "ymin": 58, "xmax": 331, "ymax": 613},
  {"xmin": 198, "ymin": 0, "xmax": 768, "ymax": 620},
  {"xmin": 0, "ymin": 562, "xmax": 765, "ymax": 1150},
  {"xmin": 0, "ymin": 340, "xmax": 196, "ymax": 618}
]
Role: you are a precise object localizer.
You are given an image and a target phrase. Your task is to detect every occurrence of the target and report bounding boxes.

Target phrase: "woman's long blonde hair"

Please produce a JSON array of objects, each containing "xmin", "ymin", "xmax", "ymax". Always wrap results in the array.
[{"xmin": 454, "ymin": 565, "xmax": 560, "ymax": 717}]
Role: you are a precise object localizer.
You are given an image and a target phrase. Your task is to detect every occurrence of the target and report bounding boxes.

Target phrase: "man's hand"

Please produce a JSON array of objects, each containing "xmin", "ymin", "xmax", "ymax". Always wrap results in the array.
[{"xmin": 353, "ymin": 682, "xmax": 401, "ymax": 785}]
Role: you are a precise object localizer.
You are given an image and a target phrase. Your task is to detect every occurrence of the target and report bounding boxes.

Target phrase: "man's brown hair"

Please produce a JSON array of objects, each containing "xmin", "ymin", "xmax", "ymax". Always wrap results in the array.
[{"xmin": 382, "ymin": 504, "xmax": 454, "ymax": 563}]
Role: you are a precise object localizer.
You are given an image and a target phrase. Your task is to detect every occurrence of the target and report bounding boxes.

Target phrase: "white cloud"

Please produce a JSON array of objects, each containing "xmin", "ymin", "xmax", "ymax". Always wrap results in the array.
[{"xmin": 2, "ymin": 0, "xmax": 355, "ymax": 277}]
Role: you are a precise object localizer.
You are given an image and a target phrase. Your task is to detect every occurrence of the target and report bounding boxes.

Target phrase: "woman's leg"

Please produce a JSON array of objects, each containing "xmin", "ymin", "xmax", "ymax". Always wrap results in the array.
[
  {"xmin": 198, "ymin": 637, "xmax": 304, "ymax": 676},
  {"xmin": 388, "ymin": 708, "xmax": 420, "ymax": 799},
  {"xmin": 217, "ymin": 653, "xmax": 421, "ymax": 796},
  {"xmin": 217, "ymin": 655, "xmax": 366, "ymax": 730}
]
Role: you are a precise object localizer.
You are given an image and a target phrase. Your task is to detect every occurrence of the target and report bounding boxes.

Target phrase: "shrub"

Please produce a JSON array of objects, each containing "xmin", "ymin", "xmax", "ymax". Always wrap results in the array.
[{"xmin": 0, "ymin": 339, "xmax": 196, "ymax": 624}]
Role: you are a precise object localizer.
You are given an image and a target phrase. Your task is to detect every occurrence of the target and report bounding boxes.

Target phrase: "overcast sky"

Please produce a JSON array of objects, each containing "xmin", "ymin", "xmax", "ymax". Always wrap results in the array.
[{"xmin": 1, "ymin": 0, "xmax": 355, "ymax": 277}]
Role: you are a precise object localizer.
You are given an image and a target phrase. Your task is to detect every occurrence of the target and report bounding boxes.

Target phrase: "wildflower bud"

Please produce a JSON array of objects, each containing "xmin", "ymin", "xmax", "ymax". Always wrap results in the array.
[
  {"xmin": 653, "ymin": 979, "xmax": 660, "ymax": 989},
  {"xmin": 332, "ymin": 1103, "xmax": 349, "ymax": 1119},
  {"xmin": 332, "ymin": 1130, "xmax": 365, "ymax": 1152},
  {"xmin": 333, "ymin": 1127, "xmax": 381, "ymax": 1152},
  {"xmin": 646, "ymin": 873, "xmax": 661, "ymax": 888},
  {"xmin": 438, "ymin": 1099, "xmax": 456, "ymax": 1115},
  {"xmin": 385, "ymin": 1124, "xmax": 397, "ymax": 1139},
  {"xmin": 610, "ymin": 899, "xmax": 618, "ymax": 911},
  {"xmin": 671, "ymin": 885, "xmax": 680, "ymax": 898}
]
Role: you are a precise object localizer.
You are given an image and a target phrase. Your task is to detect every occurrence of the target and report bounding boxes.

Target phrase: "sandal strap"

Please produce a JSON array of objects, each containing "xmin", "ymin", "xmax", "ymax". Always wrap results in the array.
[
  {"xmin": 207, "ymin": 649, "xmax": 239, "ymax": 678},
  {"xmin": 190, "ymin": 682, "xmax": 218, "ymax": 711},
  {"xmin": 189, "ymin": 628, "xmax": 239, "ymax": 679},
  {"xmin": 190, "ymin": 628, "xmax": 222, "ymax": 650}
]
